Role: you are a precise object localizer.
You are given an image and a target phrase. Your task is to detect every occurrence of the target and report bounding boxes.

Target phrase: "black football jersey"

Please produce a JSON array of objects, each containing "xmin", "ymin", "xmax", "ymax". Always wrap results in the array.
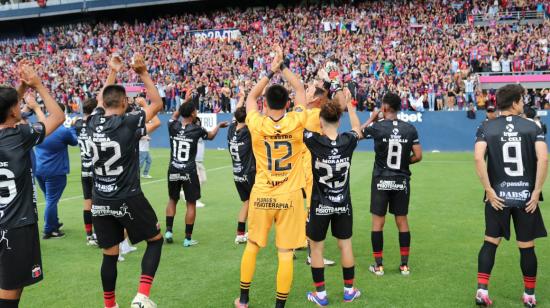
[
  {"xmin": 86, "ymin": 108, "xmax": 146, "ymax": 200},
  {"xmin": 74, "ymin": 118, "xmax": 93, "ymax": 178},
  {"xmin": 0, "ymin": 123, "xmax": 45, "ymax": 229},
  {"xmin": 304, "ymin": 130, "xmax": 359, "ymax": 208},
  {"xmin": 363, "ymin": 119, "xmax": 419, "ymax": 178},
  {"xmin": 476, "ymin": 115, "xmax": 545, "ymax": 207},
  {"xmin": 168, "ymin": 120, "xmax": 208, "ymax": 173},
  {"xmin": 227, "ymin": 122, "xmax": 256, "ymax": 181}
]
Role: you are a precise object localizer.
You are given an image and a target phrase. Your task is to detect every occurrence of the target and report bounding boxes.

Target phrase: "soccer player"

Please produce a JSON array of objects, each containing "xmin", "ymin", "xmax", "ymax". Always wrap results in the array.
[
  {"xmin": 87, "ymin": 54, "xmax": 164, "ymax": 308},
  {"xmin": 74, "ymin": 97, "xmax": 99, "ymax": 246},
  {"xmin": 305, "ymin": 90, "xmax": 362, "ymax": 306},
  {"xmin": 362, "ymin": 92, "xmax": 422, "ymax": 276},
  {"xmin": 164, "ymin": 98, "xmax": 228, "ymax": 247},
  {"xmin": 0, "ymin": 63, "xmax": 65, "ymax": 308},
  {"xmin": 235, "ymin": 46, "xmax": 308, "ymax": 308},
  {"xmin": 228, "ymin": 89, "xmax": 255, "ymax": 244},
  {"xmin": 473, "ymin": 84, "xmax": 548, "ymax": 307}
]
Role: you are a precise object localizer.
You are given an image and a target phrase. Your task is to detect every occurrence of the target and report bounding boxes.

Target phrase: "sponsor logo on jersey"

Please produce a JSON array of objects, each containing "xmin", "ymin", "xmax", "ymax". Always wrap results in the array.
[
  {"xmin": 397, "ymin": 112, "xmax": 423, "ymax": 123},
  {"xmin": 315, "ymin": 203, "xmax": 350, "ymax": 216},
  {"xmin": 498, "ymin": 190, "xmax": 531, "ymax": 202},
  {"xmin": 253, "ymin": 197, "xmax": 291, "ymax": 210},
  {"xmin": 92, "ymin": 204, "xmax": 134, "ymax": 219},
  {"xmin": 327, "ymin": 194, "xmax": 345, "ymax": 203},
  {"xmin": 376, "ymin": 180, "xmax": 407, "ymax": 191},
  {"xmin": 32, "ymin": 265, "xmax": 42, "ymax": 279},
  {"xmin": 169, "ymin": 173, "xmax": 191, "ymax": 182},
  {"xmin": 95, "ymin": 182, "xmax": 118, "ymax": 193},
  {"xmin": 499, "ymin": 181, "xmax": 530, "ymax": 188},
  {"xmin": 234, "ymin": 174, "xmax": 249, "ymax": 183}
]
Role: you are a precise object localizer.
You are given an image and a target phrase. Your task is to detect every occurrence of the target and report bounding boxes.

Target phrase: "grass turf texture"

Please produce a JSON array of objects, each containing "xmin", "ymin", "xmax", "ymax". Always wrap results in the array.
[{"xmin": 20, "ymin": 148, "xmax": 550, "ymax": 308}]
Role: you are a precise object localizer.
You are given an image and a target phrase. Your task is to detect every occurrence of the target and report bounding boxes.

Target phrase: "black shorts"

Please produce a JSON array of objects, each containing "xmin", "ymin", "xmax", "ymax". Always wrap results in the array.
[
  {"xmin": 167, "ymin": 171, "xmax": 201, "ymax": 202},
  {"xmin": 370, "ymin": 176, "xmax": 410, "ymax": 216},
  {"xmin": 234, "ymin": 173, "xmax": 255, "ymax": 202},
  {"xmin": 0, "ymin": 223, "xmax": 43, "ymax": 290},
  {"xmin": 306, "ymin": 200, "xmax": 353, "ymax": 242},
  {"xmin": 485, "ymin": 203, "xmax": 547, "ymax": 242},
  {"xmin": 92, "ymin": 193, "xmax": 160, "ymax": 249},
  {"xmin": 81, "ymin": 176, "xmax": 93, "ymax": 200}
]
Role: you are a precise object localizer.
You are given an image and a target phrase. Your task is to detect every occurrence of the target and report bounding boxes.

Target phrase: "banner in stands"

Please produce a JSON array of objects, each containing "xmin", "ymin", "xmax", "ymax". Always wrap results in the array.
[
  {"xmin": 115, "ymin": 111, "xmax": 549, "ymax": 152},
  {"xmin": 188, "ymin": 28, "xmax": 241, "ymax": 40}
]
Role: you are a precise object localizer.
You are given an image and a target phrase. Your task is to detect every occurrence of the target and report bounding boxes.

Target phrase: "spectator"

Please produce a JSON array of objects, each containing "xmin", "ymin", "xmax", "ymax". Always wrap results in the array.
[{"xmin": 34, "ymin": 103, "xmax": 77, "ymax": 239}]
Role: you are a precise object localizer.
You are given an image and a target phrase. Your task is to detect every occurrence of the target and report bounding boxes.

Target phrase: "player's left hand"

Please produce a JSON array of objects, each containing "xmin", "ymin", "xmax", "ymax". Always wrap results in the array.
[
  {"xmin": 131, "ymin": 53, "xmax": 147, "ymax": 75},
  {"xmin": 218, "ymin": 121, "xmax": 230, "ymax": 128},
  {"xmin": 525, "ymin": 190, "xmax": 541, "ymax": 213},
  {"xmin": 24, "ymin": 93, "xmax": 40, "ymax": 111},
  {"xmin": 19, "ymin": 65, "xmax": 42, "ymax": 89},
  {"xmin": 135, "ymin": 97, "xmax": 147, "ymax": 107}
]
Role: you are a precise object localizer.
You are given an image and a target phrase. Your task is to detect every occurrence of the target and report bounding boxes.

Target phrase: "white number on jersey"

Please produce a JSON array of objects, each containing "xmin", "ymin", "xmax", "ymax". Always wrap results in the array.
[
  {"xmin": 89, "ymin": 141, "xmax": 124, "ymax": 176},
  {"xmin": 0, "ymin": 168, "xmax": 16, "ymax": 205},
  {"xmin": 387, "ymin": 140, "xmax": 403, "ymax": 169},
  {"xmin": 78, "ymin": 139, "xmax": 92, "ymax": 158},
  {"xmin": 229, "ymin": 144, "xmax": 240, "ymax": 162},
  {"xmin": 172, "ymin": 140, "xmax": 191, "ymax": 162},
  {"xmin": 315, "ymin": 161, "xmax": 350, "ymax": 189},
  {"xmin": 503, "ymin": 141, "xmax": 524, "ymax": 177}
]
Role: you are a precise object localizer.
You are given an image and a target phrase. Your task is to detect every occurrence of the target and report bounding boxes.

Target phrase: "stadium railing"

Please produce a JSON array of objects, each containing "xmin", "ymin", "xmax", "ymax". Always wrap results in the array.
[
  {"xmin": 476, "ymin": 71, "xmax": 550, "ymax": 90},
  {"xmin": 470, "ymin": 10, "xmax": 546, "ymax": 26}
]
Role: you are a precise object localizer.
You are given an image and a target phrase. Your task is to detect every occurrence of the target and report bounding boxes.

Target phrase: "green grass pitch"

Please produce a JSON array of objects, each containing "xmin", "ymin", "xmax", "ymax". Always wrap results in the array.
[{"xmin": 20, "ymin": 148, "xmax": 550, "ymax": 307}]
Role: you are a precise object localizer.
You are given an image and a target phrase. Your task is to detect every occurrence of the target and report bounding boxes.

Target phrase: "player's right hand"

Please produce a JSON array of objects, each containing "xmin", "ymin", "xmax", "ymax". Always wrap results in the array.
[
  {"xmin": 109, "ymin": 54, "xmax": 124, "ymax": 73},
  {"xmin": 485, "ymin": 188, "xmax": 505, "ymax": 210},
  {"xmin": 19, "ymin": 65, "xmax": 41, "ymax": 89},
  {"xmin": 24, "ymin": 93, "xmax": 39, "ymax": 111},
  {"xmin": 131, "ymin": 53, "xmax": 147, "ymax": 75}
]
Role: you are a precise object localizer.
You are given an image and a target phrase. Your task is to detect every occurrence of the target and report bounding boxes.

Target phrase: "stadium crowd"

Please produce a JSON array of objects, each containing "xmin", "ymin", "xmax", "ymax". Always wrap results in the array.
[{"xmin": 0, "ymin": 0, "xmax": 549, "ymax": 113}]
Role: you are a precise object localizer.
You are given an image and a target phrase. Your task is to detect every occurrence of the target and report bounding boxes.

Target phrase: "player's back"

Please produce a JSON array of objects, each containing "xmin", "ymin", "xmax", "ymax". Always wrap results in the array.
[
  {"xmin": 304, "ymin": 130, "xmax": 359, "ymax": 206},
  {"xmin": 247, "ymin": 110, "xmax": 307, "ymax": 194},
  {"xmin": 168, "ymin": 120, "xmax": 208, "ymax": 173},
  {"xmin": 228, "ymin": 122, "xmax": 255, "ymax": 178},
  {"xmin": 0, "ymin": 123, "xmax": 44, "ymax": 229},
  {"xmin": 87, "ymin": 108, "xmax": 146, "ymax": 200},
  {"xmin": 74, "ymin": 118, "xmax": 93, "ymax": 177},
  {"xmin": 365, "ymin": 119, "xmax": 419, "ymax": 178},
  {"xmin": 477, "ymin": 115, "xmax": 544, "ymax": 206}
]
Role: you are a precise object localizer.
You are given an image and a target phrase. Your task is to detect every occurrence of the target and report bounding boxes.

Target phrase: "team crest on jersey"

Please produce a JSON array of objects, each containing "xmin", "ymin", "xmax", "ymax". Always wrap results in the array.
[
  {"xmin": 393, "ymin": 128, "xmax": 400, "ymax": 135},
  {"xmin": 331, "ymin": 148, "xmax": 339, "ymax": 155},
  {"xmin": 305, "ymin": 131, "xmax": 313, "ymax": 139},
  {"xmin": 506, "ymin": 124, "xmax": 515, "ymax": 132},
  {"xmin": 95, "ymin": 126, "xmax": 104, "ymax": 133},
  {"xmin": 32, "ymin": 265, "xmax": 42, "ymax": 278}
]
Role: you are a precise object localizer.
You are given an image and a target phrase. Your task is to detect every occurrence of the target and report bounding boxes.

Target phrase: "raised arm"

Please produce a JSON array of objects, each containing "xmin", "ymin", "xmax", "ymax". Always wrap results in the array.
[
  {"xmin": 279, "ymin": 46, "xmax": 305, "ymax": 107},
  {"xmin": 344, "ymin": 88, "xmax": 362, "ymax": 137},
  {"xmin": 20, "ymin": 65, "xmax": 65, "ymax": 137},
  {"xmin": 98, "ymin": 55, "xmax": 124, "ymax": 109},
  {"xmin": 246, "ymin": 48, "xmax": 282, "ymax": 113},
  {"xmin": 146, "ymin": 116, "xmax": 161, "ymax": 134},
  {"xmin": 206, "ymin": 121, "xmax": 229, "ymax": 140},
  {"xmin": 131, "ymin": 53, "xmax": 163, "ymax": 122},
  {"xmin": 236, "ymin": 87, "xmax": 246, "ymax": 109},
  {"xmin": 24, "ymin": 93, "xmax": 46, "ymax": 124},
  {"xmin": 361, "ymin": 108, "xmax": 381, "ymax": 131},
  {"xmin": 526, "ymin": 141, "xmax": 548, "ymax": 213}
]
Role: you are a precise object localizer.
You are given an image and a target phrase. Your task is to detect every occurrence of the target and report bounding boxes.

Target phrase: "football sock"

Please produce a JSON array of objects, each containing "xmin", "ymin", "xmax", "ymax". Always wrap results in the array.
[
  {"xmin": 101, "ymin": 254, "xmax": 118, "ymax": 308},
  {"xmin": 477, "ymin": 241, "xmax": 498, "ymax": 290},
  {"xmin": 520, "ymin": 247, "xmax": 537, "ymax": 295},
  {"xmin": 239, "ymin": 243, "xmax": 259, "ymax": 304},
  {"xmin": 343, "ymin": 266, "xmax": 355, "ymax": 292},
  {"xmin": 138, "ymin": 238, "xmax": 163, "ymax": 297},
  {"xmin": 166, "ymin": 216, "xmax": 174, "ymax": 232},
  {"xmin": 185, "ymin": 224, "xmax": 194, "ymax": 240},
  {"xmin": 371, "ymin": 231, "xmax": 383, "ymax": 266},
  {"xmin": 311, "ymin": 267, "xmax": 326, "ymax": 298},
  {"xmin": 276, "ymin": 251, "xmax": 293, "ymax": 307},
  {"xmin": 399, "ymin": 231, "xmax": 411, "ymax": 266},
  {"xmin": 83, "ymin": 210, "xmax": 93, "ymax": 236},
  {"xmin": 0, "ymin": 299, "xmax": 20, "ymax": 308},
  {"xmin": 237, "ymin": 222, "xmax": 246, "ymax": 236}
]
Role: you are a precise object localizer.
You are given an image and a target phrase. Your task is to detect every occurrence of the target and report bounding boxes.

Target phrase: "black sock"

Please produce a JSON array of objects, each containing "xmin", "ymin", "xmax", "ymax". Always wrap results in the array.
[
  {"xmin": 311, "ymin": 267, "xmax": 325, "ymax": 292},
  {"xmin": 185, "ymin": 224, "xmax": 194, "ymax": 240},
  {"xmin": 520, "ymin": 247, "xmax": 537, "ymax": 295},
  {"xmin": 141, "ymin": 238, "xmax": 163, "ymax": 277},
  {"xmin": 477, "ymin": 241, "xmax": 498, "ymax": 290},
  {"xmin": 237, "ymin": 222, "xmax": 246, "ymax": 235},
  {"xmin": 101, "ymin": 254, "xmax": 118, "ymax": 293},
  {"xmin": 399, "ymin": 231, "xmax": 411, "ymax": 266},
  {"xmin": 239, "ymin": 284, "xmax": 250, "ymax": 304},
  {"xmin": 0, "ymin": 299, "xmax": 20, "ymax": 308},
  {"xmin": 343, "ymin": 266, "xmax": 354, "ymax": 288},
  {"xmin": 275, "ymin": 298, "xmax": 286, "ymax": 308},
  {"xmin": 83, "ymin": 210, "xmax": 93, "ymax": 236},
  {"xmin": 371, "ymin": 231, "xmax": 383, "ymax": 266},
  {"xmin": 166, "ymin": 216, "xmax": 174, "ymax": 232}
]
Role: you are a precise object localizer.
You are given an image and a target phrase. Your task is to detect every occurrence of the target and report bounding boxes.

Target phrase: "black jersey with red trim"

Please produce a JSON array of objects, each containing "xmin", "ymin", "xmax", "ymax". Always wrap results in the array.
[
  {"xmin": 227, "ymin": 122, "xmax": 255, "ymax": 179},
  {"xmin": 86, "ymin": 108, "xmax": 146, "ymax": 200},
  {"xmin": 362, "ymin": 119, "xmax": 419, "ymax": 178},
  {"xmin": 476, "ymin": 115, "xmax": 545, "ymax": 207},
  {"xmin": 168, "ymin": 120, "xmax": 208, "ymax": 174},
  {"xmin": 304, "ymin": 130, "xmax": 359, "ymax": 208},
  {"xmin": 0, "ymin": 123, "xmax": 45, "ymax": 229}
]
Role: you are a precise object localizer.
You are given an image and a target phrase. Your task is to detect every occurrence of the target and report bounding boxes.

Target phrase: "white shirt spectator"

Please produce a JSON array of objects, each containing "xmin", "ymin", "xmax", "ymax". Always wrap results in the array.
[
  {"xmin": 139, "ymin": 136, "xmax": 150, "ymax": 152},
  {"xmin": 501, "ymin": 59, "xmax": 511, "ymax": 72},
  {"xmin": 196, "ymin": 138, "xmax": 205, "ymax": 162},
  {"xmin": 464, "ymin": 80, "xmax": 475, "ymax": 93},
  {"xmin": 491, "ymin": 59, "xmax": 501, "ymax": 72}
]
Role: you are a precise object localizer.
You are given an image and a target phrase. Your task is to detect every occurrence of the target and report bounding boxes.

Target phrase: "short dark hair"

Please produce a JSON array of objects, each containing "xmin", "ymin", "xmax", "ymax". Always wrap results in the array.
[
  {"xmin": 179, "ymin": 102, "xmax": 196, "ymax": 118},
  {"xmin": 83, "ymin": 98, "xmax": 98, "ymax": 115},
  {"xmin": 382, "ymin": 92, "xmax": 401, "ymax": 112},
  {"xmin": 234, "ymin": 106, "xmax": 246, "ymax": 123},
  {"xmin": 102, "ymin": 85, "xmax": 127, "ymax": 108},
  {"xmin": 265, "ymin": 85, "xmax": 289, "ymax": 110},
  {"xmin": 313, "ymin": 87, "xmax": 328, "ymax": 99},
  {"xmin": 496, "ymin": 84, "xmax": 524, "ymax": 110},
  {"xmin": 0, "ymin": 86, "xmax": 18, "ymax": 124},
  {"xmin": 524, "ymin": 106, "xmax": 537, "ymax": 119},
  {"xmin": 319, "ymin": 100, "xmax": 342, "ymax": 123}
]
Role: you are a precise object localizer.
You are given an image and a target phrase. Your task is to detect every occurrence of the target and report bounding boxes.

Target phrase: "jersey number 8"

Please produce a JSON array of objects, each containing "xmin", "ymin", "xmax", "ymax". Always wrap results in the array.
[{"xmin": 387, "ymin": 140, "xmax": 403, "ymax": 170}]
